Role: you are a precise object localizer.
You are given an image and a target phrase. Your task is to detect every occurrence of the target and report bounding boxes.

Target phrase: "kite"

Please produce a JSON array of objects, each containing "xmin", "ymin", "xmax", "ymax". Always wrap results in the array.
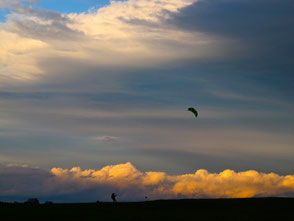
[{"xmin": 187, "ymin": 107, "xmax": 198, "ymax": 118}]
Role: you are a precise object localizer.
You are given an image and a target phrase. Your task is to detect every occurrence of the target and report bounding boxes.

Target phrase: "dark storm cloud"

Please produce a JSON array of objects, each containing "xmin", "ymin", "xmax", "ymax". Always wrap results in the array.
[
  {"xmin": 169, "ymin": 0, "xmax": 294, "ymax": 63},
  {"xmin": 0, "ymin": 164, "xmax": 51, "ymax": 199},
  {"xmin": 0, "ymin": 164, "xmax": 112, "ymax": 202},
  {"xmin": 161, "ymin": 0, "xmax": 294, "ymax": 107}
]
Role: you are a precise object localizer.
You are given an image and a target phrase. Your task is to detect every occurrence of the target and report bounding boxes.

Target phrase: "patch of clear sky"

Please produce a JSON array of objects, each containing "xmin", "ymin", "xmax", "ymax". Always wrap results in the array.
[{"xmin": 0, "ymin": 0, "xmax": 126, "ymax": 22}]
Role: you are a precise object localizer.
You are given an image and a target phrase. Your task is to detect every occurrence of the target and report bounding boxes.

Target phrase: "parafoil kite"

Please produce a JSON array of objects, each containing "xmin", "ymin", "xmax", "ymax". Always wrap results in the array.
[{"xmin": 187, "ymin": 107, "xmax": 198, "ymax": 118}]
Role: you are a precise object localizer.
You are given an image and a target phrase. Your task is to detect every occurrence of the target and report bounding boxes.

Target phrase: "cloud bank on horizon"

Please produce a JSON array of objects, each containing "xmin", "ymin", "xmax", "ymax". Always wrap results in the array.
[
  {"xmin": 0, "ymin": 0, "xmax": 294, "ymax": 179},
  {"xmin": 1, "ymin": 162, "xmax": 294, "ymax": 202}
]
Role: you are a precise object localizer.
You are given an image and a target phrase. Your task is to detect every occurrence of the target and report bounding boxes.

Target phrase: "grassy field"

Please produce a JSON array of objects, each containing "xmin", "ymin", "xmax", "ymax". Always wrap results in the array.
[{"xmin": 1, "ymin": 198, "xmax": 293, "ymax": 221}]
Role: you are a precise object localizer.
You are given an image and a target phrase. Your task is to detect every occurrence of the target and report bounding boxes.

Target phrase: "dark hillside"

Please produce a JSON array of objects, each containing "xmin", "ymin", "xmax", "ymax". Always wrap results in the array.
[{"xmin": 1, "ymin": 198, "xmax": 293, "ymax": 221}]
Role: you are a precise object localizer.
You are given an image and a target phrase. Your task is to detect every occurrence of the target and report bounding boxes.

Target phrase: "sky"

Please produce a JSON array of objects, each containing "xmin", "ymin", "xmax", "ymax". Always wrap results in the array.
[{"xmin": 0, "ymin": 0, "xmax": 294, "ymax": 202}]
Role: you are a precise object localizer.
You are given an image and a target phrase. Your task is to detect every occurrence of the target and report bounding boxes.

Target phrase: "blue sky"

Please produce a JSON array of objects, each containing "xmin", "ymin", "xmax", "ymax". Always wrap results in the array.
[
  {"xmin": 0, "ymin": 8, "xmax": 8, "ymax": 21},
  {"xmin": 0, "ymin": 0, "xmax": 294, "ymax": 201},
  {"xmin": 0, "ymin": 0, "xmax": 122, "ymax": 21},
  {"xmin": 36, "ymin": 0, "xmax": 112, "ymax": 13}
]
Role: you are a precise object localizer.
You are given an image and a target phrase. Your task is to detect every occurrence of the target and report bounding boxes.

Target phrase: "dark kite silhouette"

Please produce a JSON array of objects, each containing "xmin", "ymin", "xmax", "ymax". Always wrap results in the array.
[{"xmin": 187, "ymin": 107, "xmax": 198, "ymax": 118}]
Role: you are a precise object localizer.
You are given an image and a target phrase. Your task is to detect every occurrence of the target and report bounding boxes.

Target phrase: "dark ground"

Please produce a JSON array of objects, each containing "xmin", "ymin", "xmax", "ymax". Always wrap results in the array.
[{"xmin": 1, "ymin": 198, "xmax": 293, "ymax": 221}]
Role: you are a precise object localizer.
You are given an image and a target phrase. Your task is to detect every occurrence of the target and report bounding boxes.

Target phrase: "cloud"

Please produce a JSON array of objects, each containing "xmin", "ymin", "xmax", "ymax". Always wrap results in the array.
[
  {"xmin": 0, "ymin": 0, "xmax": 293, "ymax": 185},
  {"xmin": 91, "ymin": 136, "xmax": 120, "ymax": 141},
  {"xmin": 1, "ymin": 0, "xmax": 292, "ymax": 88},
  {"xmin": 1, "ymin": 162, "xmax": 294, "ymax": 202},
  {"xmin": 168, "ymin": 0, "xmax": 294, "ymax": 63},
  {"xmin": 1, "ymin": 0, "xmax": 227, "ymax": 87},
  {"xmin": 50, "ymin": 163, "xmax": 294, "ymax": 199},
  {"xmin": 0, "ymin": 0, "xmax": 35, "ymax": 8},
  {"xmin": 0, "ymin": 163, "xmax": 51, "ymax": 199},
  {"xmin": 0, "ymin": 30, "xmax": 47, "ymax": 85},
  {"xmin": 6, "ymin": 163, "xmax": 39, "ymax": 168},
  {"xmin": 6, "ymin": 6, "xmax": 83, "ymax": 41}
]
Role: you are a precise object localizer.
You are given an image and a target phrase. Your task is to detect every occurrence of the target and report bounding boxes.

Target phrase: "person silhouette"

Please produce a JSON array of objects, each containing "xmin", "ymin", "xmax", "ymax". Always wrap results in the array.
[{"xmin": 111, "ymin": 193, "xmax": 117, "ymax": 203}]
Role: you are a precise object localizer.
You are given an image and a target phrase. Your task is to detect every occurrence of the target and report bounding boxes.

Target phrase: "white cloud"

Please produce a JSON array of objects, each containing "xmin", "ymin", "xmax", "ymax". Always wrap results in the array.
[{"xmin": 0, "ymin": 30, "xmax": 47, "ymax": 85}]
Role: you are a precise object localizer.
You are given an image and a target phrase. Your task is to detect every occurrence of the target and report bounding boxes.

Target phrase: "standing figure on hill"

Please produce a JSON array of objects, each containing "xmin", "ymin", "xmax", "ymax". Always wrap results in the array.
[{"xmin": 111, "ymin": 193, "xmax": 117, "ymax": 203}]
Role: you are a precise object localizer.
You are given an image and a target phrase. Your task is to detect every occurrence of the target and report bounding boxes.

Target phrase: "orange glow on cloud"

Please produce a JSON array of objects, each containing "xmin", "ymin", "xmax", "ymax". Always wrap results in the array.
[{"xmin": 51, "ymin": 162, "xmax": 294, "ymax": 199}]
